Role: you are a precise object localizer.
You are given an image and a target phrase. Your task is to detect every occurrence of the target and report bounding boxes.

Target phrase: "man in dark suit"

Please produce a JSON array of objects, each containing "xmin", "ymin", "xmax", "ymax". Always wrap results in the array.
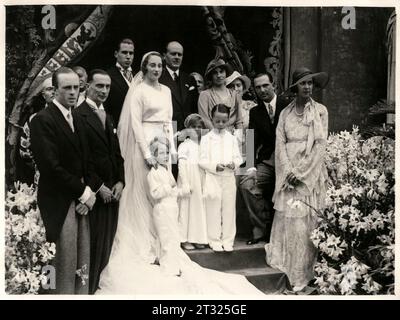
[
  {"xmin": 239, "ymin": 73, "xmax": 290, "ymax": 245},
  {"xmin": 159, "ymin": 41, "xmax": 197, "ymax": 132},
  {"xmin": 74, "ymin": 69, "xmax": 125, "ymax": 294},
  {"xmin": 105, "ymin": 38, "xmax": 134, "ymax": 126},
  {"xmin": 30, "ymin": 67, "xmax": 102, "ymax": 294}
]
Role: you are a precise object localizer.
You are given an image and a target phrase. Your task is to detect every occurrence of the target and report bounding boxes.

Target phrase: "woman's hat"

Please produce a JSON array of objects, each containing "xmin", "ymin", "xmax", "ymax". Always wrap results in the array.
[
  {"xmin": 204, "ymin": 58, "xmax": 229, "ymax": 79},
  {"xmin": 289, "ymin": 67, "xmax": 329, "ymax": 91},
  {"xmin": 225, "ymin": 71, "xmax": 251, "ymax": 92}
]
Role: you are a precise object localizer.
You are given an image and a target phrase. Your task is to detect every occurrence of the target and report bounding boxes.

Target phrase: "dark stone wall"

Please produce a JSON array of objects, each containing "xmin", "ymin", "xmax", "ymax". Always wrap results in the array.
[
  {"xmin": 289, "ymin": 7, "xmax": 320, "ymax": 73},
  {"xmin": 290, "ymin": 7, "xmax": 393, "ymax": 132},
  {"xmin": 79, "ymin": 6, "xmax": 393, "ymax": 133}
]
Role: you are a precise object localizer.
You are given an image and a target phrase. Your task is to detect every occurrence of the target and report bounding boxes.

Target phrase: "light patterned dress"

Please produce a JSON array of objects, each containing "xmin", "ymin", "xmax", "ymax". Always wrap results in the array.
[
  {"xmin": 198, "ymin": 88, "xmax": 243, "ymax": 131},
  {"xmin": 265, "ymin": 98, "xmax": 328, "ymax": 289}
]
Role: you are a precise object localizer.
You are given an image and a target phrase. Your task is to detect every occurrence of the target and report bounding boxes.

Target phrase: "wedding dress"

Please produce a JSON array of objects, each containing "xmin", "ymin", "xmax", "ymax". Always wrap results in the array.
[{"xmin": 97, "ymin": 70, "xmax": 263, "ymax": 296}]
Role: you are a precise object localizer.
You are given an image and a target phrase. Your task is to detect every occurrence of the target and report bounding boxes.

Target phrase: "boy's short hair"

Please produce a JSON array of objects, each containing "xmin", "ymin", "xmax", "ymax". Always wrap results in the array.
[{"xmin": 211, "ymin": 104, "xmax": 230, "ymax": 118}]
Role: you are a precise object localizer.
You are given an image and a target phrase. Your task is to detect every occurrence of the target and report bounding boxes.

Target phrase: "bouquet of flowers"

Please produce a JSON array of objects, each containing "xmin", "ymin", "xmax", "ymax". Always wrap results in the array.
[
  {"xmin": 310, "ymin": 127, "xmax": 394, "ymax": 295},
  {"xmin": 5, "ymin": 182, "xmax": 56, "ymax": 294}
]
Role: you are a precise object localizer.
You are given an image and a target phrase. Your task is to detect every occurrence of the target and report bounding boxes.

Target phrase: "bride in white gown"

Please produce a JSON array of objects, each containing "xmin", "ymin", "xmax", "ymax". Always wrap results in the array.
[{"xmin": 97, "ymin": 52, "xmax": 263, "ymax": 295}]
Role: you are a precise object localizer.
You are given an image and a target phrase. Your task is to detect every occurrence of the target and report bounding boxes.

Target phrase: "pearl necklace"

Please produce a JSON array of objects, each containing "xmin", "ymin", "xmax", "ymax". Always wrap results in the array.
[{"xmin": 294, "ymin": 104, "xmax": 304, "ymax": 117}]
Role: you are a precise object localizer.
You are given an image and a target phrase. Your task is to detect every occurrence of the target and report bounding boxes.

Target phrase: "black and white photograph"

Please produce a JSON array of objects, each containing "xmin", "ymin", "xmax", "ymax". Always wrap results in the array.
[{"xmin": 2, "ymin": 1, "xmax": 397, "ymax": 298}]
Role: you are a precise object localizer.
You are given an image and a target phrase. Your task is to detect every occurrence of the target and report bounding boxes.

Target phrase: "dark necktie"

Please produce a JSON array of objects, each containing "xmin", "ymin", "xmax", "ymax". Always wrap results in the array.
[
  {"xmin": 173, "ymin": 72, "xmax": 178, "ymax": 82},
  {"xmin": 267, "ymin": 103, "xmax": 274, "ymax": 124}
]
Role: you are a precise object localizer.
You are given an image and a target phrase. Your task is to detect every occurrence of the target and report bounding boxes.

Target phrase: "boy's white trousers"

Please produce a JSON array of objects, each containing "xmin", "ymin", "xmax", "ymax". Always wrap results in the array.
[{"xmin": 205, "ymin": 174, "xmax": 237, "ymax": 248}]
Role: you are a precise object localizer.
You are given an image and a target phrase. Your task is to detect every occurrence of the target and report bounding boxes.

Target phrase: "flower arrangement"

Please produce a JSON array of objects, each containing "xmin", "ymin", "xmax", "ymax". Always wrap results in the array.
[
  {"xmin": 310, "ymin": 127, "xmax": 394, "ymax": 294},
  {"xmin": 5, "ymin": 182, "xmax": 56, "ymax": 294}
]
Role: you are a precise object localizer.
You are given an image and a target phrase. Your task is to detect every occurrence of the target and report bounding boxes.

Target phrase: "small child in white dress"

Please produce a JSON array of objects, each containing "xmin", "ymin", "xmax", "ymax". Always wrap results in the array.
[
  {"xmin": 177, "ymin": 114, "xmax": 208, "ymax": 250},
  {"xmin": 147, "ymin": 136, "xmax": 189, "ymax": 276},
  {"xmin": 199, "ymin": 104, "xmax": 243, "ymax": 252}
]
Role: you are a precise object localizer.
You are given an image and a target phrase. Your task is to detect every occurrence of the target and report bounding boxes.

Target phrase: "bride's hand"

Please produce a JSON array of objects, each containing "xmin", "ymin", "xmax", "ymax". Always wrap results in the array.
[{"xmin": 145, "ymin": 157, "xmax": 158, "ymax": 169}]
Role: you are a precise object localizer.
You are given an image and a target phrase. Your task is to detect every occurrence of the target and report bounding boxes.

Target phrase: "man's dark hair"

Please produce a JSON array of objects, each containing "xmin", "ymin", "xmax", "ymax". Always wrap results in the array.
[
  {"xmin": 52, "ymin": 67, "xmax": 77, "ymax": 89},
  {"xmin": 115, "ymin": 38, "xmax": 134, "ymax": 52},
  {"xmin": 253, "ymin": 72, "xmax": 274, "ymax": 85},
  {"xmin": 87, "ymin": 69, "xmax": 110, "ymax": 82}
]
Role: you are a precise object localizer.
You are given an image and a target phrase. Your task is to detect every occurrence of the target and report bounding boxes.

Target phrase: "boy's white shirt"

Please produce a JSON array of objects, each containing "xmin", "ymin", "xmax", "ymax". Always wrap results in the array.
[{"xmin": 198, "ymin": 129, "xmax": 243, "ymax": 175}]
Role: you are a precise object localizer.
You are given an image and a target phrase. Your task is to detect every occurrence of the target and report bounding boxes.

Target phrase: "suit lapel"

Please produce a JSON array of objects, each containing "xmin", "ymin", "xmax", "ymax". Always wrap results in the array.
[
  {"xmin": 112, "ymin": 66, "xmax": 129, "ymax": 92},
  {"xmin": 74, "ymin": 115, "xmax": 88, "ymax": 174},
  {"xmin": 48, "ymin": 104, "xmax": 81, "ymax": 153},
  {"xmin": 255, "ymin": 103, "xmax": 274, "ymax": 135},
  {"xmin": 162, "ymin": 68, "xmax": 183, "ymax": 105},
  {"xmin": 178, "ymin": 74, "xmax": 187, "ymax": 104},
  {"xmin": 80, "ymin": 103, "xmax": 109, "ymax": 147},
  {"xmin": 105, "ymin": 114, "xmax": 116, "ymax": 151}
]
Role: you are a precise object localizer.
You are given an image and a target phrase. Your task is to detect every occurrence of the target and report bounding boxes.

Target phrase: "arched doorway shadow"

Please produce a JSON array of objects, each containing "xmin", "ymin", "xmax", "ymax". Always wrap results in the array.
[
  {"xmin": 79, "ymin": 5, "xmax": 280, "ymax": 79},
  {"xmin": 80, "ymin": 5, "xmax": 214, "ymax": 75}
]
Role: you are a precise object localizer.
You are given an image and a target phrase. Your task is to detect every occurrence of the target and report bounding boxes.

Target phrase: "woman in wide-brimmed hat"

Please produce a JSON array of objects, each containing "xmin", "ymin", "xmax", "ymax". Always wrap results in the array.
[
  {"xmin": 225, "ymin": 70, "xmax": 256, "ymax": 129},
  {"xmin": 265, "ymin": 67, "xmax": 329, "ymax": 293},
  {"xmin": 198, "ymin": 59, "xmax": 243, "ymax": 131}
]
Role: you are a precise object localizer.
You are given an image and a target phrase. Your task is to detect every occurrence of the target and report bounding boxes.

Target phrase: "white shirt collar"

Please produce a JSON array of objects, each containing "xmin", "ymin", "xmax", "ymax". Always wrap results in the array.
[
  {"xmin": 211, "ymin": 128, "xmax": 227, "ymax": 136},
  {"xmin": 116, "ymin": 62, "xmax": 132, "ymax": 72},
  {"xmin": 166, "ymin": 66, "xmax": 179, "ymax": 78},
  {"xmin": 86, "ymin": 97, "xmax": 104, "ymax": 110},
  {"xmin": 53, "ymin": 99, "xmax": 72, "ymax": 120},
  {"xmin": 263, "ymin": 94, "xmax": 277, "ymax": 114}
]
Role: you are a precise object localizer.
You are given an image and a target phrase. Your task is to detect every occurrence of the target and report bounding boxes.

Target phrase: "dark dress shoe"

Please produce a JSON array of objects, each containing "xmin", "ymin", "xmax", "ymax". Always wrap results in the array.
[{"xmin": 246, "ymin": 236, "xmax": 267, "ymax": 245}]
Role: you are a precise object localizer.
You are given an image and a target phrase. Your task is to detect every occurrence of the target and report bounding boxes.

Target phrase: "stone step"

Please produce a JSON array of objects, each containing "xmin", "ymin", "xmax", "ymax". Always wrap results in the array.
[
  {"xmin": 185, "ymin": 237, "xmax": 291, "ymax": 294},
  {"xmin": 186, "ymin": 240, "xmax": 266, "ymax": 271},
  {"xmin": 229, "ymin": 267, "xmax": 291, "ymax": 294}
]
